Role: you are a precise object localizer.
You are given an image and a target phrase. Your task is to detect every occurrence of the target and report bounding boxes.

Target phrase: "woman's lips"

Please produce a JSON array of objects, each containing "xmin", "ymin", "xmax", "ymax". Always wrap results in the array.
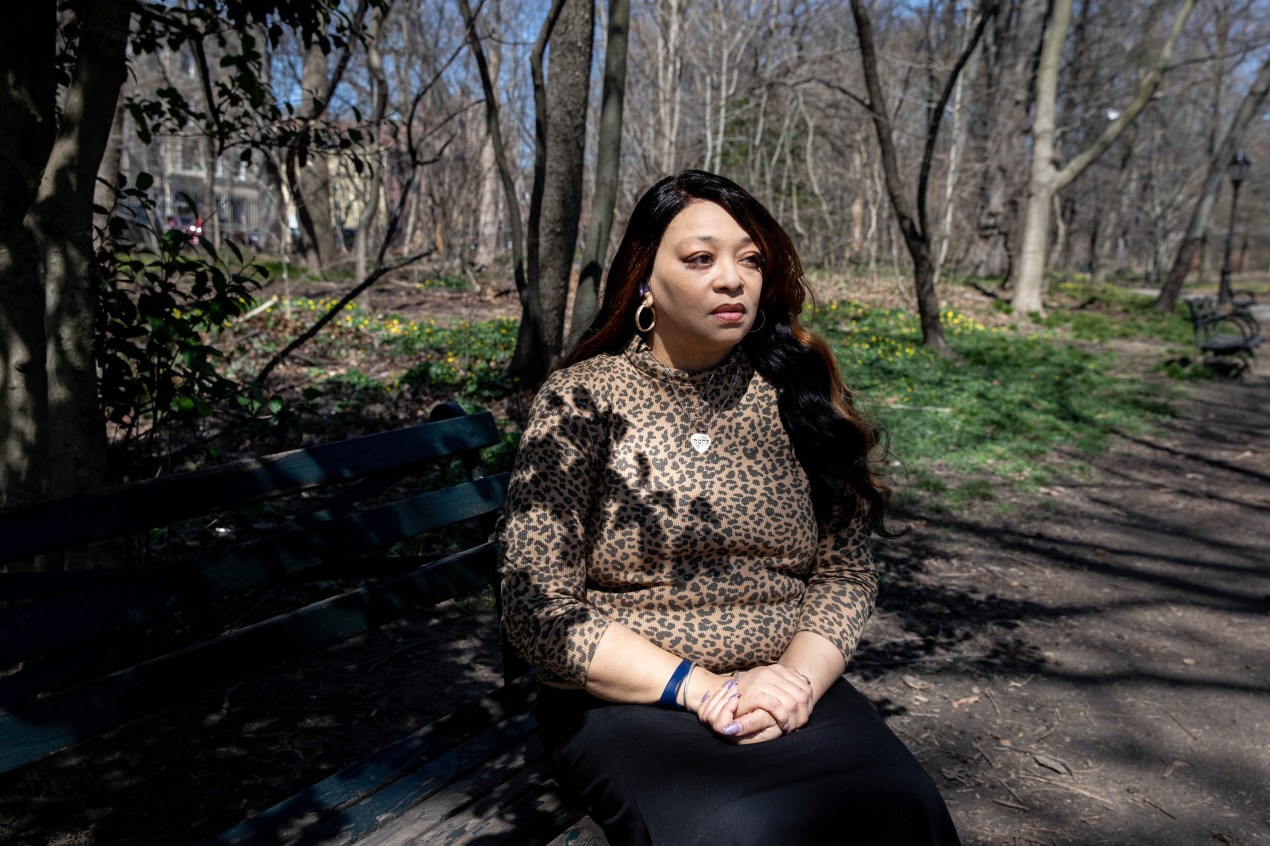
[{"xmin": 712, "ymin": 305, "xmax": 746, "ymax": 322}]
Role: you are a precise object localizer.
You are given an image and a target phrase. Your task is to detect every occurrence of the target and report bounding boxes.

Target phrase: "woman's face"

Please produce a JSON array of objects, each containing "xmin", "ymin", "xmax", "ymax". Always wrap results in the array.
[{"xmin": 643, "ymin": 200, "xmax": 764, "ymax": 371}]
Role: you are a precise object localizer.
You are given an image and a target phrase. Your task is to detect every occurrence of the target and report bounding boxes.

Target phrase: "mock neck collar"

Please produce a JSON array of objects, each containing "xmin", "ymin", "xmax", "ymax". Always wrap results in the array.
[{"xmin": 623, "ymin": 335, "xmax": 750, "ymax": 388}]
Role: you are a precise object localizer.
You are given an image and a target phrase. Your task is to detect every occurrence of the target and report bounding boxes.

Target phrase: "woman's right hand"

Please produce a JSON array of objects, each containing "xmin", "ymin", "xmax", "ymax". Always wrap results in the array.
[{"xmin": 689, "ymin": 672, "xmax": 784, "ymax": 744}]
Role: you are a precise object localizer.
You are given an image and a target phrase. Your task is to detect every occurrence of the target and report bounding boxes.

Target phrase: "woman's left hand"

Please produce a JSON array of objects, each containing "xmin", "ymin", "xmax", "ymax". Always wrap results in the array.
[
  {"xmin": 694, "ymin": 664, "xmax": 814, "ymax": 741},
  {"xmin": 733, "ymin": 664, "xmax": 814, "ymax": 734}
]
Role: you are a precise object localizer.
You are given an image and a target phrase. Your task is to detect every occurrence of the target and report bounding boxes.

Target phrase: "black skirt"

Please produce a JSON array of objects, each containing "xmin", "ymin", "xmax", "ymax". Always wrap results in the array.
[{"xmin": 537, "ymin": 678, "xmax": 961, "ymax": 846}]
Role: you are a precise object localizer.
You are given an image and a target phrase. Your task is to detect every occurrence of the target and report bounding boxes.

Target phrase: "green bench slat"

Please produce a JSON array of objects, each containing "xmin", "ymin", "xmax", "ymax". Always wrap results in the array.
[
  {"xmin": 0, "ymin": 569, "xmax": 140, "ymax": 602},
  {"xmin": 0, "ymin": 542, "xmax": 501, "ymax": 775},
  {"xmin": 0, "ymin": 473, "xmax": 509, "ymax": 667},
  {"xmin": 210, "ymin": 677, "xmax": 538, "ymax": 846},
  {"xmin": 253, "ymin": 715, "xmax": 541, "ymax": 846},
  {"xmin": 401, "ymin": 755, "xmax": 571, "ymax": 846},
  {"xmin": 301, "ymin": 720, "xmax": 541, "ymax": 846},
  {"xmin": 546, "ymin": 817, "xmax": 608, "ymax": 846},
  {"xmin": 0, "ymin": 413, "xmax": 500, "ymax": 563}
]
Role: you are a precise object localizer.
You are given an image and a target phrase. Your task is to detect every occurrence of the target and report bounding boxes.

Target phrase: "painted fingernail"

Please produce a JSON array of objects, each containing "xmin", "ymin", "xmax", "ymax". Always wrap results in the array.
[
  {"xmin": 723, "ymin": 678, "xmax": 739, "ymax": 691},
  {"xmin": 781, "ymin": 722, "xmax": 791, "ymax": 732},
  {"xmin": 727, "ymin": 692, "xmax": 739, "ymax": 702},
  {"xmin": 701, "ymin": 692, "xmax": 711, "ymax": 705},
  {"xmin": 722, "ymin": 722, "xmax": 742, "ymax": 736}
]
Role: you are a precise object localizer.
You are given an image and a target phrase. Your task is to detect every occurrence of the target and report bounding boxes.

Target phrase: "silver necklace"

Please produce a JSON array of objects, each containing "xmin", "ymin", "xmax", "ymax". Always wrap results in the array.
[{"xmin": 662, "ymin": 362, "xmax": 742, "ymax": 454}]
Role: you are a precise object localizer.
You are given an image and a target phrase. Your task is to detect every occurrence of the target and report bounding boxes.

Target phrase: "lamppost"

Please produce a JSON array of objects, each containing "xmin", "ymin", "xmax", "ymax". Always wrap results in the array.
[{"xmin": 1219, "ymin": 152, "xmax": 1251, "ymax": 305}]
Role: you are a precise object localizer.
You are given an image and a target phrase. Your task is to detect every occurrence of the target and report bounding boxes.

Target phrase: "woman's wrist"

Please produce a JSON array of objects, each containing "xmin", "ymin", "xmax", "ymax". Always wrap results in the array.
[{"xmin": 683, "ymin": 668, "xmax": 733, "ymax": 715}]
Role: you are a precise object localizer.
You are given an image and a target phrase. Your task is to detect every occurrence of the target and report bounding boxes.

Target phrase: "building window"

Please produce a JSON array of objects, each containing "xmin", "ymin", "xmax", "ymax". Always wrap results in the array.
[{"xmin": 180, "ymin": 139, "xmax": 202, "ymax": 173}]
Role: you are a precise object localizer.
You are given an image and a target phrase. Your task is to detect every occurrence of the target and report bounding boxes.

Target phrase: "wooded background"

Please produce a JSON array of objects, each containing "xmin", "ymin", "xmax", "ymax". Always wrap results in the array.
[{"xmin": 2, "ymin": 0, "xmax": 1269, "ymax": 508}]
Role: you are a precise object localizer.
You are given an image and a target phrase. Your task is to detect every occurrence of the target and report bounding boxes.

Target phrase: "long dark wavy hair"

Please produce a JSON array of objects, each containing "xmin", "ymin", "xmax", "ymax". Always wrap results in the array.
[{"xmin": 567, "ymin": 170, "xmax": 892, "ymax": 534}]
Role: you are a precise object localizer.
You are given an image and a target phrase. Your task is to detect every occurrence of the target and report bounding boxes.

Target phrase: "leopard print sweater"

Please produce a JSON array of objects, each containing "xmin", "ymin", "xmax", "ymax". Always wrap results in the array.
[{"xmin": 497, "ymin": 336, "xmax": 878, "ymax": 687}]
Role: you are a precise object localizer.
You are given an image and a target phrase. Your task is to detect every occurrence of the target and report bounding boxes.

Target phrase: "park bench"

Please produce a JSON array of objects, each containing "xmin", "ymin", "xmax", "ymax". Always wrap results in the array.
[
  {"xmin": 0, "ymin": 405, "xmax": 606, "ymax": 845},
  {"xmin": 1181, "ymin": 295, "xmax": 1261, "ymax": 373}
]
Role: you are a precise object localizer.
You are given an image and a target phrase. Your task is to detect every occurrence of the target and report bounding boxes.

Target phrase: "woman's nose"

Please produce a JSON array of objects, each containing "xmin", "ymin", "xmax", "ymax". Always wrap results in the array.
[{"xmin": 714, "ymin": 260, "xmax": 744, "ymax": 291}]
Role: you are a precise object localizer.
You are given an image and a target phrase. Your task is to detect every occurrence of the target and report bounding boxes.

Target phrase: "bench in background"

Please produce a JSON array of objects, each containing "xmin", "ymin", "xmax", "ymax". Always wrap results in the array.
[{"xmin": 1182, "ymin": 295, "xmax": 1261, "ymax": 374}]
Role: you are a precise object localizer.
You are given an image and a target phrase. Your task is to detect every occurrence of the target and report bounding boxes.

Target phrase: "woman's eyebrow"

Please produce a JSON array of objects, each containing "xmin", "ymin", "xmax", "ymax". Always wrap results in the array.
[{"xmin": 674, "ymin": 234, "xmax": 755, "ymax": 247}]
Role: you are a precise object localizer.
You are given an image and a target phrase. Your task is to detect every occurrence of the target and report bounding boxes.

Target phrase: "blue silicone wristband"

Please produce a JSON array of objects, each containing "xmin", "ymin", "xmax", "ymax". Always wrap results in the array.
[{"xmin": 658, "ymin": 659, "xmax": 693, "ymax": 710}]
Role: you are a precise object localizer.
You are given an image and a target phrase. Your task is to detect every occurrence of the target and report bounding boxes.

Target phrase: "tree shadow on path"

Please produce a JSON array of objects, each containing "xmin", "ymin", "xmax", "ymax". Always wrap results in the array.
[{"xmin": 856, "ymin": 368, "xmax": 1270, "ymax": 845}]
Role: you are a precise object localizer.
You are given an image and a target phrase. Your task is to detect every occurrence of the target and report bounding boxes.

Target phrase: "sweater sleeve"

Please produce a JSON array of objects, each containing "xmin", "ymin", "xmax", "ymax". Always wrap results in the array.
[
  {"xmin": 796, "ymin": 498, "xmax": 879, "ymax": 664},
  {"xmin": 497, "ymin": 370, "xmax": 612, "ymax": 686}
]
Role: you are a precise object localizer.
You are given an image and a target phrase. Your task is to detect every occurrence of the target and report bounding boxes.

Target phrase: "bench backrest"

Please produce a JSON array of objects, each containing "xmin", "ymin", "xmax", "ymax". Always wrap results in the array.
[{"xmin": 0, "ymin": 407, "xmax": 510, "ymax": 775}]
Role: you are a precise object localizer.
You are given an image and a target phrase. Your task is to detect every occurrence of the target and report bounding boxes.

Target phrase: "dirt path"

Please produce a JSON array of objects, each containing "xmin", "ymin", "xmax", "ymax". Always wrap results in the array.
[{"xmin": 859, "ymin": 355, "xmax": 1270, "ymax": 845}]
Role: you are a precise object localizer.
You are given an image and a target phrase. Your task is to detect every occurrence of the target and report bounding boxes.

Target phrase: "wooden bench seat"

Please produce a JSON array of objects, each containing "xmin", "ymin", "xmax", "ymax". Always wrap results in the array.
[
  {"xmin": 211, "ymin": 676, "xmax": 602, "ymax": 846},
  {"xmin": 0, "ymin": 405, "xmax": 606, "ymax": 845}
]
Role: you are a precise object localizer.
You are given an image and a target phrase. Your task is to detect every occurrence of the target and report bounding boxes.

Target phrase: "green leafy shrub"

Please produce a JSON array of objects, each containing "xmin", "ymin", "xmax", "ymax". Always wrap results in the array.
[{"xmin": 96, "ymin": 175, "xmax": 282, "ymax": 474}]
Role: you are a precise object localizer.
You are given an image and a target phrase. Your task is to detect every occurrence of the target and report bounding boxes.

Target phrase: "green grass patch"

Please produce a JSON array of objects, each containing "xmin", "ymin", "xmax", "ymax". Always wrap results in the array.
[
  {"xmin": 807, "ymin": 300, "xmax": 1184, "ymax": 511},
  {"xmin": 229, "ymin": 299, "xmax": 520, "ymax": 440},
  {"xmin": 416, "ymin": 272, "xmax": 472, "ymax": 291},
  {"xmin": 1040, "ymin": 297, "xmax": 1191, "ymax": 345}
]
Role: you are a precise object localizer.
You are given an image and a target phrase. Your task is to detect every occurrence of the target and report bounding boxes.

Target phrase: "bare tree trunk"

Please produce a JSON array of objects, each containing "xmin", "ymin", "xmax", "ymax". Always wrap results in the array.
[
  {"xmin": 93, "ymin": 99, "xmax": 126, "ymax": 237},
  {"xmin": 1011, "ymin": 0, "xmax": 1070, "ymax": 314},
  {"xmin": 459, "ymin": 0, "xmax": 556, "ymax": 388},
  {"xmin": 354, "ymin": 8, "xmax": 390, "ymax": 283},
  {"xmin": 851, "ymin": 0, "xmax": 944, "ymax": 352},
  {"xmin": 0, "ymin": 4, "xmax": 58, "ymax": 507},
  {"xmin": 655, "ymin": 0, "xmax": 688, "ymax": 173},
  {"xmin": 35, "ymin": 0, "xmax": 132, "ymax": 501},
  {"xmin": 475, "ymin": 137, "xmax": 502, "ymax": 268},
  {"xmin": 847, "ymin": 0, "xmax": 993, "ymax": 355},
  {"xmin": 202, "ymin": 136, "xmax": 220, "ymax": 246},
  {"xmin": 934, "ymin": 5, "xmax": 971, "ymax": 289},
  {"xmin": 1089, "ymin": 122, "xmax": 1138, "ymax": 287},
  {"xmin": 474, "ymin": 34, "xmax": 503, "ymax": 270},
  {"xmin": 505, "ymin": 0, "xmax": 569, "ymax": 383},
  {"xmin": 535, "ymin": 0, "xmax": 594, "ymax": 365},
  {"xmin": 292, "ymin": 42, "xmax": 339, "ymax": 275},
  {"xmin": 1013, "ymin": 0, "xmax": 1195, "ymax": 314},
  {"xmin": 698, "ymin": 0, "xmax": 755, "ymax": 174},
  {"xmin": 960, "ymin": 0, "xmax": 1047, "ymax": 282},
  {"xmin": 1047, "ymin": 193, "xmax": 1068, "ymax": 269},
  {"xmin": 1155, "ymin": 52, "xmax": 1270, "ymax": 312},
  {"xmin": 570, "ymin": 0, "xmax": 629, "ymax": 341}
]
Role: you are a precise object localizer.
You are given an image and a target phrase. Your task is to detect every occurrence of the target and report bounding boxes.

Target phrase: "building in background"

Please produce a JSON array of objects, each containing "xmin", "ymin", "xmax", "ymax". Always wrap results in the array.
[{"xmin": 116, "ymin": 43, "xmax": 281, "ymax": 251}]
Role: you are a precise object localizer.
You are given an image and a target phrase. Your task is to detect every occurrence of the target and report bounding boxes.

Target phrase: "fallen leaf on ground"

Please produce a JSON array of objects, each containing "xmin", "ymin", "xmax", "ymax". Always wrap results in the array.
[{"xmin": 1033, "ymin": 752, "xmax": 1074, "ymax": 776}]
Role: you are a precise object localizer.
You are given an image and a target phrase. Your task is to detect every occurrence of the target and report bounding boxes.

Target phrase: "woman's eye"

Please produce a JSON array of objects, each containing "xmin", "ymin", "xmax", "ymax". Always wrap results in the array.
[
  {"xmin": 741, "ymin": 253, "xmax": 765, "ymax": 268},
  {"xmin": 685, "ymin": 253, "xmax": 713, "ymax": 267}
]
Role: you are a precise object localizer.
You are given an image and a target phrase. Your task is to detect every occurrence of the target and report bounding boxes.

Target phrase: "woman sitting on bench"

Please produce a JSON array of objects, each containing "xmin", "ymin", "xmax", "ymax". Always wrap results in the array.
[{"xmin": 499, "ymin": 170, "xmax": 960, "ymax": 845}]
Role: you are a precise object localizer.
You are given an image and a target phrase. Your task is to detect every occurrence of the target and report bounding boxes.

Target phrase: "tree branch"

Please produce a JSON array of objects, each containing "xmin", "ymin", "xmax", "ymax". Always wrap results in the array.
[
  {"xmin": 526, "ymin": 0, "xmax": 568, "ymax": 293},
  {"xmin": 456, "ymin": 0, "xmax": 528, "ymax": 300},
  {"xmin": 810, "ymin": 77, "xmax": 871, "ymax": 112},
  {"xmin": 916, "ymin": 0, "xmax": 996, "ymax": 240},
  {"xmin": 1055, "ymin": 0, "xmax": 1196, "ymax": 192},
  {"xmin": 253, "ymin": 249, "xmax": 433, "ymax": 385}
]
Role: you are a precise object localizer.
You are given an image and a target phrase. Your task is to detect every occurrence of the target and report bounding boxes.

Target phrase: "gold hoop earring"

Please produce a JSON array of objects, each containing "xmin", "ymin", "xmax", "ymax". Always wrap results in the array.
[
  {"xmin": 748, "ymin": 309, "xmax": 766, "ymax": 334},
  {"xmin": 635, "ymin": 303, "xmax": 656, "ymax": 333}
]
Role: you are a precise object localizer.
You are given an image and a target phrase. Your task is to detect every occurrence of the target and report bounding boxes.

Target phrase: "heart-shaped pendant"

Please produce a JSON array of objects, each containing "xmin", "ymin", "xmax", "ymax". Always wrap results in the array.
[{"xmin": 689, "ymin": 433, "xmax": 711, "ymax": 454}]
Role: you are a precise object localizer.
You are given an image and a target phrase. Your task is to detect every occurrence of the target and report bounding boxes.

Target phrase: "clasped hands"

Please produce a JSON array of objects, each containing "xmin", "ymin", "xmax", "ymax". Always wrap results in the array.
[{"xmin": 686, "ymin": 664, "xmax": 813, "ymax": 744}]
